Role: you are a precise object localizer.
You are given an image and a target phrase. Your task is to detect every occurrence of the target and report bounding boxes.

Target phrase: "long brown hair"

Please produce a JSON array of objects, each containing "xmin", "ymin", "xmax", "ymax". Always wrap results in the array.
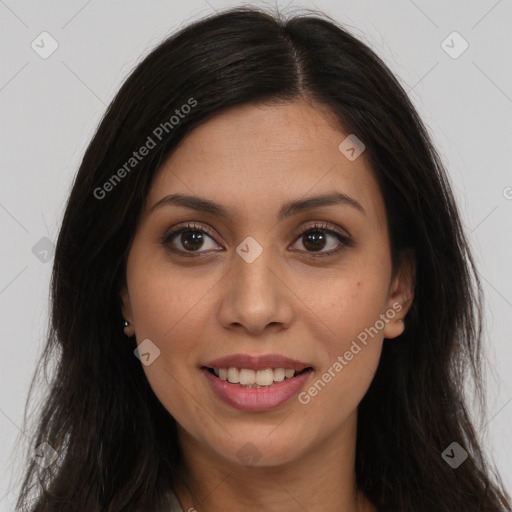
[{"xmin": 14, "ymin": 6, "xmax": 511, "ymax": 511}]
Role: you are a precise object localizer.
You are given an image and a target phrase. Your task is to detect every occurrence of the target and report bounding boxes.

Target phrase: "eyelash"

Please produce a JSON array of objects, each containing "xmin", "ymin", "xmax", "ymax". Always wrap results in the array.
[{"xmin": 160, "ymin": 221, "xmax": 353, "ymax": 258}]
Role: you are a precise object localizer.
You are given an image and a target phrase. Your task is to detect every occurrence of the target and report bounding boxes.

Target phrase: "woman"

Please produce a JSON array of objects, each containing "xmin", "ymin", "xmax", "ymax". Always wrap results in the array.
[{"xmin": 15, "ymin": 6, "xmax": 511, "ymax": 512}]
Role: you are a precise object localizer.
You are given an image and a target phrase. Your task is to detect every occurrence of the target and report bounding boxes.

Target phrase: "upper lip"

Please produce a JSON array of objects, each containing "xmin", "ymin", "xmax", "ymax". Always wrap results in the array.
[{"xmin": 202, "ymin": 353, "xmax": 313, "ymax": 372}]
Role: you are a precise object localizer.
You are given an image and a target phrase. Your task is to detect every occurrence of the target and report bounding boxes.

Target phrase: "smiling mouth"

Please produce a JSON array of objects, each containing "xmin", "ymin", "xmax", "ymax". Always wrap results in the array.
[{"xmin": 203, "ymin": 366, "xmax": 313, "ymax": 388}]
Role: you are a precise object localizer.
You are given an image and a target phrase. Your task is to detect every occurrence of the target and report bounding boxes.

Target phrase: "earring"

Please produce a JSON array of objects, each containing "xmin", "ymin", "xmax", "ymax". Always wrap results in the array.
[{"xmin": 123, "ymin": 319, "xmax": 135, "ymax": 337}]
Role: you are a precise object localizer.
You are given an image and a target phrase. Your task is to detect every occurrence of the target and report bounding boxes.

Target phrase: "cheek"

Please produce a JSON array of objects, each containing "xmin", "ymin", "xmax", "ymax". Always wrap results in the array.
[
  {"xmin": 319, "ymin": 289, "xmax": 385, "ymax": 388},
  {"xmin": 300, "ymin": 255, "xmax": 390, "ymax": 406},
  {"xmin": 300, "ymin": 345, "xmax": 381, "ymax": 433},
  {"xmin": 130, "ymin": 257, "xmax": 212, "ymax": 345},
  {"xmin": 299, "ymin": 281, "xmax": 386, "ymax": 424},
  {"xmin": 311, "ymin": 260, "xmax": 391, "ymax": 350},
  {"xmin": 127, "ymin": 259, "xmax": 214, "ymax": 399},
  {"xmin": 131, "ymin": 284, "xmax": 208, "ymax": 432}
]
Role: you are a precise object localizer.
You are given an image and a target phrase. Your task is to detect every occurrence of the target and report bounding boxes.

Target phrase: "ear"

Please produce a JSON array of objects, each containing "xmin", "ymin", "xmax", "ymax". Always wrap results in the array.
[
  {"xmin": 119, "ymin": 285, "xmax": 133, "ymax": 324},
  {"xmin": 383, "ymin": 248, "xmax": 416, "ymax": 339}
]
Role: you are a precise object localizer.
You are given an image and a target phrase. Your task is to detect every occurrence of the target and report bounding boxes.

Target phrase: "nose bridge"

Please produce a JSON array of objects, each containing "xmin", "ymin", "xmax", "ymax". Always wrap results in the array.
[
  {"xmin": 218, "ymin": 235, "xmax": 292, "ymax": 332},
  {"xmin": 233, "ymin": 236, "xmax": 279, "ymax": 304}
]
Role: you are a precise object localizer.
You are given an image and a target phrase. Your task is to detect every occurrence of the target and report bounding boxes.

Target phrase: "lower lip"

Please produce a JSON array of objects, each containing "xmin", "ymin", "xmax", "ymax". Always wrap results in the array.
[{"xmin": 202, "ymin": 368, "xmax": 313, "ymax": 412}]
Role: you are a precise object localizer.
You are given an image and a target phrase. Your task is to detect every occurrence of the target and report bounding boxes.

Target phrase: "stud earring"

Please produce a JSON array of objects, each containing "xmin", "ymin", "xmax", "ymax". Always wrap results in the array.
[{"xmin": 123, "ymin": 319, "xmax": 135, "ymax": 337}]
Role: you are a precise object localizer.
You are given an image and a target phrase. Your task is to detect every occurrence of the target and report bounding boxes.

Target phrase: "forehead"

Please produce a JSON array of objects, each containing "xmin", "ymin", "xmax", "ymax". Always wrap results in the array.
[{"xmin": 145, "ymin": 100, "xmax": 385, "ymax": 224}]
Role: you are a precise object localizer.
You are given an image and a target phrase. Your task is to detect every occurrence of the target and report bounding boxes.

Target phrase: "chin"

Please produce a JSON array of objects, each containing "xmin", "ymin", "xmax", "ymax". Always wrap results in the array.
[{"xmin": 205, "ymin": 426, "xmax": 315, "ymax": 468}]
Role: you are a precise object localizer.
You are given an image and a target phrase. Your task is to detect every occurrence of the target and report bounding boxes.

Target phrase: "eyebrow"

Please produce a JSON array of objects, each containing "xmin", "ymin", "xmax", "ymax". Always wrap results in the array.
[{"xmin": 149, "ymin": 192, "xmax": 366, "ymax": 221}]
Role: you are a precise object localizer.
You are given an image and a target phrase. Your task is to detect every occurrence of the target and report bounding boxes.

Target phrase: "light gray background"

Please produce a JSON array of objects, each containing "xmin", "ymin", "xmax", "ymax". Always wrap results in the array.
[{"xmin": 1, "ymin": 0, "xmax": 511, "ymax": 509}]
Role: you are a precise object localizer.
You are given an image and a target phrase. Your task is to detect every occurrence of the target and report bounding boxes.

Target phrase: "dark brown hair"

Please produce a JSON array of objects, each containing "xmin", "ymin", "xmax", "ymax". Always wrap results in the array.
[{"xmin": 14, "ymin": 5, "xmax": 511, "ymax": 511}]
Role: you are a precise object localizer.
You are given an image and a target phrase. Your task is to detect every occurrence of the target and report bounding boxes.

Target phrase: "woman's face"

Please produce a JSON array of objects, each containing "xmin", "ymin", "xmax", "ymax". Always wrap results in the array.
[{"xmin": 120, "ymin": 100, "xmax": 413, "ymax": 468}]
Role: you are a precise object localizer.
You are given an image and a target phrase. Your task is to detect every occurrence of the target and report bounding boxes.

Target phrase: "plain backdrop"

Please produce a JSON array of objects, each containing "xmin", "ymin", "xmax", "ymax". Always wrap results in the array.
[{"xmin": 1, "ymin": 0, "xmax": 511, "ymax": 509}]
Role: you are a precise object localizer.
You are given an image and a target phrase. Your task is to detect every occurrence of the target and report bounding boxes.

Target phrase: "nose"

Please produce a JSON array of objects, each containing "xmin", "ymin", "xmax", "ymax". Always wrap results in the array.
[{"xmin": 216, "ymin": 245, "xmax": 294, "ymax": 336}]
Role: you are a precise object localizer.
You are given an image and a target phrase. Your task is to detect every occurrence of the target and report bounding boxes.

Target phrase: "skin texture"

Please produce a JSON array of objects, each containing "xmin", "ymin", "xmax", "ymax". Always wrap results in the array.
[{"xmin": 120, "ymin": 100, "xmax": 415, "ymax": 512}]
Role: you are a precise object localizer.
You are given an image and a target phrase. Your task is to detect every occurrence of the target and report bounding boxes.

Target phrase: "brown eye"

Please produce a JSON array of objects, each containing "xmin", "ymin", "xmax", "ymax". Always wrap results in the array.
[
  {"xmin": 301, "ymin": 230, "xmax": 329, "ymax": 252},
  {"xmin": 162, "ymin": 223, "xmax": 220, "ymax": 255},
  {"xmin": 291, "ymin": 223, "xmax": 352, "ymax": 257},
  {"xmin": 177, "ymin": 230, "xmax": 206, "ymax": 251}
]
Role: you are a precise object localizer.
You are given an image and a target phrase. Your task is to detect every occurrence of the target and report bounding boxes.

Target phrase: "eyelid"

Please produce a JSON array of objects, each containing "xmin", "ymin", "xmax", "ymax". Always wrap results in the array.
[{"xmin": 296, "ymin": 220, "xmax": 352, "ymax": 241}]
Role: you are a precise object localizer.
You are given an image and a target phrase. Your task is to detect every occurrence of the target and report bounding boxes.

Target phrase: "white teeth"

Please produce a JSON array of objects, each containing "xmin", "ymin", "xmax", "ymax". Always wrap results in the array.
[
  {"xmin": 239, "ymin": 369, "xmax": 256, "ymax": 385},
  {"xmin": 211, "ymin": 367, "xmax": 306, "ymax": 386},
  {"xmin": 273, "ymin": 368, "xmax": 285, "ymax": 382},
  {"xmin": 227, "ymin": 367, "xmax": 240, "ymax": 384},
  {"xmin": 255, "ymin": 369, "xmax": 274, "ymax": 386}
]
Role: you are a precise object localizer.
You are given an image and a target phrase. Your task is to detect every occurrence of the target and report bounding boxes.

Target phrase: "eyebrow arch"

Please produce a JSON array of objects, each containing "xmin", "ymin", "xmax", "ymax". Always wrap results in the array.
[{"xmin": 149, "ymin": 192, "xmax": 366, "ymax": 221}]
